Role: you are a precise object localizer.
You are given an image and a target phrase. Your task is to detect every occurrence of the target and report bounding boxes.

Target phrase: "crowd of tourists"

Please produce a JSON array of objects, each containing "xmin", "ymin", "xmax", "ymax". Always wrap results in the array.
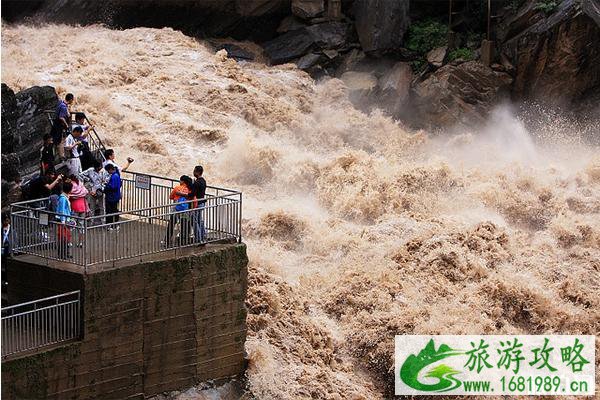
[{"xmin": 8, "ymin": 92, "xmax": 209, "ymax": 260}]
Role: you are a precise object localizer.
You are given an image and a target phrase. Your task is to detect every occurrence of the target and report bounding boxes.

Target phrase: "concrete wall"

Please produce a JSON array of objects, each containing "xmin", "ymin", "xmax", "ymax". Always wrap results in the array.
[{"xmin": 1, "ymin": 244, "xmax": 248, "ymax": 399}]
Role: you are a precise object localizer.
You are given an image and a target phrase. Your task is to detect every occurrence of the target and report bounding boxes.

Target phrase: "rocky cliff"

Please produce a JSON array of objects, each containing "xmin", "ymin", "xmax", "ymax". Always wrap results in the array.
[
  {"xmin": 1, "ymin": 84, "xmax": 58, "ymax": 208},
  {"xmin": 501, "ymin": 0, "xmax": 600, "ymax": 106}
]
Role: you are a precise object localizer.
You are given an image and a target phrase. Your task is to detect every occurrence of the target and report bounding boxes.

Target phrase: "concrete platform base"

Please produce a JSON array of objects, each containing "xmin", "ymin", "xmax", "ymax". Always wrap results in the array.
[{"xmin": 1, "ymin": 243, "xmax": 248, "ymax": 400}]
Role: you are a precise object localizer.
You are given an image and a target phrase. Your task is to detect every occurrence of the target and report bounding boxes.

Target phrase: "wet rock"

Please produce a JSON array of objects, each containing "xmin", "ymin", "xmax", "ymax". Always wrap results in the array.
[
  {"xmin": 277, "ymin": 15, "xmax": 306, "ymax": 33},
  {"xmin": 214, "ymin": 43, "xmax": 255, "ymax": 61},
  {"xmin": 1, "ymin": 154, "xmax": 20, "ymax": 183},
  {"xmin": 501, "ymin": 0, "xmax": 600, "ymax": 104},
  {"xmin": 341, "ymin": 71, "xmax": 378, "ymax": 104},
  {"xmin": 291, "ymin": 0, "xmax": 324, "ymax": 19},
  {"xmin": 413, "ymin": 61, "xmax": 513, "ymax": 128},
  {"xmin": 426, "ymin": 46, "xmax": 446, "ymax": 67},
  {"xmin": 353, "ymin": 0, "xmax": 410, "ymax": 54},
  {"xmin": 235, "ymin": 0, "xmax": 288, "ymax": 16},
  {"xmin": 341, "ymin": 71, "xmax": 378, "ymax": 90},
  {"xmin": 14, "ymin": 86, "xmax": 58, "ymax": 172},
  {"xmin": 295, "ymin": 52, "xmax": 323, "ymax": 69},
  {"xmin": 335, "ymin": 48, "xmax": 366, "ymax": 76},
  {"xmin": 306, "ymin": 21, "xmax": 353, "ymax": 49},
  {"xmin": 378, "ymin": 61, "xmax": 412, "ymax": 115},
  {"xmin": 264, "ymin": 21, "xmax": 351, "ymax": 64},
  {"xmin": 263, "ymin": 28, "xmax": 315, "ymax": 64},
  {"xmin": 322, "ymin": 49, "xmax": 338, "ymax": 59}
]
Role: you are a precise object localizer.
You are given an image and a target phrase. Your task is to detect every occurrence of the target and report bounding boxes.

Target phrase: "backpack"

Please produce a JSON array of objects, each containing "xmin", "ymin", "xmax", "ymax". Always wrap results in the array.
[{"xmin": 175, "ymin": 197, "xmax": 189, "ymax": 212}]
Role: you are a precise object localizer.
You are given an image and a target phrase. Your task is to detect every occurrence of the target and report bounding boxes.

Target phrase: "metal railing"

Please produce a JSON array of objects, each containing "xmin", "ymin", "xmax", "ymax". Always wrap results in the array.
[
  {"xmin": 44, "ymin": 110, "xmax": 107, "ymax": 164},
  {"xmin": 1, "ymin": 291, "xmax": 81, "ymax": 358},
  {"xmin": 9, "ymin": 171, "xmax": 242, "ymax": 270}
]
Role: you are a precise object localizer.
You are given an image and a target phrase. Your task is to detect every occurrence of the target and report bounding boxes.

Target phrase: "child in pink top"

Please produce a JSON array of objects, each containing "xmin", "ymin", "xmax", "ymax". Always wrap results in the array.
[{"xmin": 68, "ymin": 175, "xmax": 89, "ymax": 219}]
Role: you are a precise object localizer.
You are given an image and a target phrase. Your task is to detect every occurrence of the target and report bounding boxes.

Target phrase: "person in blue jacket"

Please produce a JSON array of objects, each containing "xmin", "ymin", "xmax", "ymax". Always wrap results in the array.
[
  {"xmin": 56, "ymin": 181, "xmax": 74, "ymax": 258},
  {"xmin": 104, "ymin": 163, "xmax": 122, "ymax": 227}
]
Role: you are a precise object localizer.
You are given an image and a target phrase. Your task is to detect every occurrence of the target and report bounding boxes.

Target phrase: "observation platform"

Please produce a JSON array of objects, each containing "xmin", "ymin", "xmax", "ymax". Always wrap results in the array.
[
  {"xmin": 8, "ymin": 170, "xmax": 242, "ymax": 273},
  {"xmin": 2, "ymin": 171, "xmax": 247, "ymax": 400}
]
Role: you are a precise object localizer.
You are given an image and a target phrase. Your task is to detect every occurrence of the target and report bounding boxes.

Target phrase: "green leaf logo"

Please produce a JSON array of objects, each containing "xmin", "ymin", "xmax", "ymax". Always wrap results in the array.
[{"xmin": 400, "ymin": 339, "xmax": 464, "ymax": 392}]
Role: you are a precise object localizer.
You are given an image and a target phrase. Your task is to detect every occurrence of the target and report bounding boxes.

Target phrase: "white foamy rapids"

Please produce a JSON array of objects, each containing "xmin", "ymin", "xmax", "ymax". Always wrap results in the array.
[{"xmin": 3, "ymin": 24, "xmax": 599, "ymax": 399}]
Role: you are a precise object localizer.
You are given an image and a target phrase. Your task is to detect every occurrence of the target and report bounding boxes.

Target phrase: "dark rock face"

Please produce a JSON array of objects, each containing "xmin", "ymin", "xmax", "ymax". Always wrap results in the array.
[
  {"xmin": 306, "ymin": 21, "xmax": 353, "ymax": 49},
  {"xmin": 378, "ymin": 61, "xmax": 412, "ymax": 116},
  {"xmin": 353, "ymin": 0, "xmax": 410, "ymax": 54},
  {"xmin": 235, "ymin": 0, "xmax": 288, "ymax": 16},
  {"xmin": 3, "ymin": 0, "xmax": 290, "ymax": 42},
  {"xmin": 1, "ymin": 154, "xmax": 21, "ymax": 183},
  {"xmin": 501, "ymin": 0, "xmax": 600, "ymax": 105},
  {"xmin": 291, "ymin": 0, "xmax": 324, "ymax": 19},
  {"xmin": 1, "ymin": 84, "xmax": 58, "ymax": 208},
  {"xmin": 14, "ymin": 86, "xmax": 58, "ymax": 173},
  {"xmin": 413, "ymin": 61, "xmax": 513, "ymax": 127},
  {"xmin": 263, "ymin": 28, "xmax": 317, "ymax": 64},
  {"xmin": 1, "ymin": 84, "xmax": 18, "ymax": 155},
  {"xmin": 264, "ymin": 21, "xmax": 353, "ymax": 64}
]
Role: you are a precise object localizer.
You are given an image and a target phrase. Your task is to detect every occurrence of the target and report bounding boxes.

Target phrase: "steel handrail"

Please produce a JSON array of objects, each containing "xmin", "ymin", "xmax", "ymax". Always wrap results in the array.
[
  {"xmin": 121, "ymin": 170, "xmax": 242, "ymax": 195},
  {"xmin": 1, "ymin": 290, "xmax": 81, "ymax": 313}
]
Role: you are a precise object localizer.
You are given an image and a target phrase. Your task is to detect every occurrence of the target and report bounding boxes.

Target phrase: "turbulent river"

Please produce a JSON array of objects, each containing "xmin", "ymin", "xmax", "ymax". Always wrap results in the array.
[{"xmin": 2, "ymin": 24, "xmax": 599, "ymax": 399}]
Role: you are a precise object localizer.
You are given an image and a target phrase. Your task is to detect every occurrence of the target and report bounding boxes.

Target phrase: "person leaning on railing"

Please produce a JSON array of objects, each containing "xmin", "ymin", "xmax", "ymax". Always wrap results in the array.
[{"xmin": 102, "ymin": 149, "xmax": 133, "ymax": 174}]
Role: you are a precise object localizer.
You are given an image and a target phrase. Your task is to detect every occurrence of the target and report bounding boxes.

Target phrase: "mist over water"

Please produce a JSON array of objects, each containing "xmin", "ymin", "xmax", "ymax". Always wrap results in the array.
[{"xmin": 3, "ymin": 24, "xmax": 599, "ymax": 399}]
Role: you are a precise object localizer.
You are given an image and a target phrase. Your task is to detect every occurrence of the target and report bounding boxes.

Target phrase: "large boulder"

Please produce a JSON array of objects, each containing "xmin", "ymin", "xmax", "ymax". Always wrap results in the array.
[
  {"xmin": 352, "ymin": 0, "xmax": 410, "ymax": 54},
  {"xmin": 306, "ymin": 21, "xmax": 353, "ymax": 49},
  {"xmin": 263, "ymin": 28, "xmax": 316, "ymax": 64},
  {"xmin": 413, "ymin": 61, "xmax": 513, "ymax": 127},
  {"xmin": 426, "ymin": 46, "xmax": 447, "ymax": 68},
  {"xmin": 291, "ymin": 0, "xmax": 324, "ymax": 19},
  {"xmin": 501, "ymin": 0, "xmax": 600, "ymax": 105},
  {"xmin": 263, "ymin": 21, "xmax": 353, "ymax": 64},
  {"xmin": 377, "ymin": 61, "xmax": 412, "ymax": 116},
  {"xmin": 277, "ymin": 15, "xmax": 307, "ymax": 33}
]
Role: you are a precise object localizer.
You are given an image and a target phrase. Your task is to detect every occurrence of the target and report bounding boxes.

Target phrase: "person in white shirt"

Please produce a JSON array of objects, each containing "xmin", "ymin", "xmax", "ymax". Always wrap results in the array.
[
  {"xmin": 102, "ymin": 148, "xmax": 133, "ymax": 174},
  {"xmin": 64, "ymin": 126, "xmax": 84, "ymax": 176}
]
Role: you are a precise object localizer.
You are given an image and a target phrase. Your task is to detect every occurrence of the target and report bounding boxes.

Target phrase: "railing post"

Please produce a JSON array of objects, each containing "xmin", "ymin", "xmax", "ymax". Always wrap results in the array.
[
  {"xmin": 9, "ymin": 205, "xmax": 15, "ymax": 257},
  {"xmin": 83, "ymin": 216, "xmax": 88, "ymax": 273},
  {"xmin": 238, "ymin": 194, "xmax": 243, "ymax": 243}
]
